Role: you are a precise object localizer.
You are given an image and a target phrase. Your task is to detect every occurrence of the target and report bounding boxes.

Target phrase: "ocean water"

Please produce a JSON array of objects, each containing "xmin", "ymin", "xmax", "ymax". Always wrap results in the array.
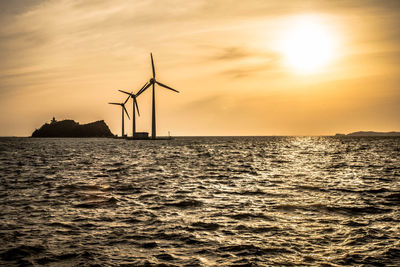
[{"xmin": 0, "ymin": 136, "xmax": 399, "ymax": 266}]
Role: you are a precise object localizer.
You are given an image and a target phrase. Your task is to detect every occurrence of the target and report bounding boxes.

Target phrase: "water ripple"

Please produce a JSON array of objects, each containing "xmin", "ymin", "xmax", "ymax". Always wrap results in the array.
[{"xmin": 0, "ymin": 136, "xmax": 399, "ymax": 266}]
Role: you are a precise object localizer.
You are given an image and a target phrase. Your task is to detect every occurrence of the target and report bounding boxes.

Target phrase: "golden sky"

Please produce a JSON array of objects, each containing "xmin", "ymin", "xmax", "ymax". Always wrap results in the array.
[{"xmin": 1, "ymin": 0, "xmax": 399, "ymax": 136}]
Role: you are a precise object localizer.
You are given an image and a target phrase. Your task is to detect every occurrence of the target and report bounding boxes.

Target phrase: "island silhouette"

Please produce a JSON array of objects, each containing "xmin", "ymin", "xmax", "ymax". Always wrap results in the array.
[
  {"xmin": 335, "ymin": 131, "xmax": 400, "ymax": 137},
  {"xmin": 32, "ymin": 117, "xmax": 114, "ymax": 137}
]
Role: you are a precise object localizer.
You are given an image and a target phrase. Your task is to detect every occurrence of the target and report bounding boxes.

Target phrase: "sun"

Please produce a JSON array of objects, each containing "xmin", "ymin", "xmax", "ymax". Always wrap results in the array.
[{"xmin": 280, "ymin": 16, "xmax": 337, "ymax": 73}]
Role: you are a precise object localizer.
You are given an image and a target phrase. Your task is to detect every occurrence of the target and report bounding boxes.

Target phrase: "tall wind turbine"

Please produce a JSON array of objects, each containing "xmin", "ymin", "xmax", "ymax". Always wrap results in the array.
[
  {"xmin": 109, "ymin": 96, "xmax": 130, "ymax": 137},
  {"xmin": 118, "ymin": 82, "xmax": 148, "ymax": 136},
  {"xmin": 136, "ymin": 53, "xmax": 179, "ymax": 139}
]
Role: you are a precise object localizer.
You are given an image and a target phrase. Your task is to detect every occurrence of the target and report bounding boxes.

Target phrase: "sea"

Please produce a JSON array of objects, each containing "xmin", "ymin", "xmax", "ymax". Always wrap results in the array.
[{"xmin": 0, "ymin": 137, "xmax": 399, "ymax": 266}]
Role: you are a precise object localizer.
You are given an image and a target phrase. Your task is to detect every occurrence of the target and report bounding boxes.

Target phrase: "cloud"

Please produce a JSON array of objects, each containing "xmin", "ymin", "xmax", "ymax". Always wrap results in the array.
[
  {"xmin": 222, "ymin": 64, "xmax": 268, "ymax": 79},
  {"xmin": 220, "ymin": 52, "xmax": 282, "ymax": 78},
  {"xmin": 0, "ymin": 0, "xmax": 44, "ymax": 17},
  {"xmin": 211, "ymin": 47, "xmax": 251, "ymax": 61}
]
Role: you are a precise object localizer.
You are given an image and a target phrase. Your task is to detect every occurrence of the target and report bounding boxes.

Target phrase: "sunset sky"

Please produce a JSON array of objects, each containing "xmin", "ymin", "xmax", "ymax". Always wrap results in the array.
[{"xmin": 1, "ymin": 0, "xmax": 399, "ymax": 136}]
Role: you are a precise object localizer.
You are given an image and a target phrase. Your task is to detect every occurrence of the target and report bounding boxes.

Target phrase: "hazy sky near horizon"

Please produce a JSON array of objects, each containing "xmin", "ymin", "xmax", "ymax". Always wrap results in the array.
[{"xmin": 1, "ymin": 0, "xmax": 399, "ymax": 136}]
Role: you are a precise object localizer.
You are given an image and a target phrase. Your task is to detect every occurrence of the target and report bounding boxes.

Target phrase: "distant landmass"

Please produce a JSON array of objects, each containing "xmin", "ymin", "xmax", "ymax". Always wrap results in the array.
[
  {"xmin": 335, "ymin": 131, "xmax": 400, "ymax": 137},
  {"xmin": 32, "ymin": 118, "xmax": 114, "ymax": 137}
]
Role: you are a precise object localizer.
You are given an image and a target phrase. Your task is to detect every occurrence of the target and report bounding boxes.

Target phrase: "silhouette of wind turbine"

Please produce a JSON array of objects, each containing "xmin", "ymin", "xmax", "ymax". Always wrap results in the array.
[
  {"xmin": 136, "ymin": 53, "xmax": 179, "ymax": 139},
  {"xmin": 109, "ymin": 96, "xmax": 130, "ymax": 137},
  {"xmin": 118, "ymin": 82, "xmax": 148, "ymax": 137}
]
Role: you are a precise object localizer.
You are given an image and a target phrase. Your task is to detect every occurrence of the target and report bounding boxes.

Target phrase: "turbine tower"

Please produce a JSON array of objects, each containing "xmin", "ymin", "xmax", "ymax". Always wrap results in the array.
[
  {"xmin": 109, "ymin": 96, "xmax": 130, "ymax": 137},
  {"xmin": 136, "ymin": 53, "xmax": 179, "ymax": 139},
  {"xmin": 118, "ymin": 82, "xmax": 147, "ymax": 136}
]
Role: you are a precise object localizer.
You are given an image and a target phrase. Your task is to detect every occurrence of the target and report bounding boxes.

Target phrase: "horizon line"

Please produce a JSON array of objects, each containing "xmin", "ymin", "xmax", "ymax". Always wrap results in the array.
[{"xmin": 1, "ymin": 133, "xmax": 400, "ymax": 138}]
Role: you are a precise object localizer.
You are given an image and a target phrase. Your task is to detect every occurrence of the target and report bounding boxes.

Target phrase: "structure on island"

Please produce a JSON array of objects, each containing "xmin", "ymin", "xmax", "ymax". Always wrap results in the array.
[
  {"xmin": 32, "ymin": 118, "xmax": 114, "ymax": 137},
  {"xmin": 110, "ymin": 53, "xmax": 179, "ymax": 140}
]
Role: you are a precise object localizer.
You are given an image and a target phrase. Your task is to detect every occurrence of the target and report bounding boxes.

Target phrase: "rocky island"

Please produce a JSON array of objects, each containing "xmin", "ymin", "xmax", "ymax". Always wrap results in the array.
[
  {"xmin": 32, "ymin": 118, "xmax": 114, "ymax": 137},
  {"xmin": 335, "ymin": 131, "xmax": 400, "ymax": 137}
]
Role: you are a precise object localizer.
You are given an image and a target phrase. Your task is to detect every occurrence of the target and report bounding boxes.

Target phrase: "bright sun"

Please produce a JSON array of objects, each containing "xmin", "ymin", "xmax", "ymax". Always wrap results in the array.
[{"xmin": 280, "ymin": 16, "xmax": 337, "ymax": 73}]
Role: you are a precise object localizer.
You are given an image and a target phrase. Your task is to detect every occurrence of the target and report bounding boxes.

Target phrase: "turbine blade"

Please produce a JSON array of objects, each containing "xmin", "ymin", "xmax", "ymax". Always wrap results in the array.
[
  {"xmin": 119, "ymin": 90, "xmax": 132, "ymax": 96},
  {"xmin": 155, "ymin": 81, "xmax": 179, "ymax": 93},
  {"xmin": 135, "ymin": 82, "xmax": 148, "ymax": 96},
  {"xmin": 134, "ymin": 97, "xmax": 140, "ymax": 116},
  {"xmin": 151, "ymin": 53, "xmax": 155, "ymax": 78},
  {"xmin": 109, "ymin": 102, "xmax": 121, "ymax": 105},
  {"xmin": 123, "ymin": 105, "xmax": 130, "ymax": 120},
  {"xmin": 124, "ymin": 95, "xmax": 130, "ymax": 104},
  {"xmin": 136, "ymin": 81, "xmax": 152, "ymax": 97}
]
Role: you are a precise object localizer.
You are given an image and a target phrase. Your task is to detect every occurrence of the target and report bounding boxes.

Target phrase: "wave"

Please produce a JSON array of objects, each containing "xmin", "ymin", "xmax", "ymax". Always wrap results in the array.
[
  {"xmin": 273, "ymin": 203, "xmax": 392, "ymax": 215},
  {"xmin": 218, "ymin": 244, "xmax": 294, "ymax": 256},
  {"xmin": 229, "ymin": 213, "xmax": 274, "ymax": 221},
  {"xmin": 74, "ymin": 196, "xmax": 118, "ymax": 208},
  {"xmin": 164, "ymin": 199, "xmax": 203, "ymax": 208},
  {"xmin": 190, "ymin": 221, "xmax": 220, "ymax": 231},
  {"xmin": 235, "ymin": 224, "xmax": 281, "ymax": 233},
  {"xmin": 1, "ymin": 245, "xmax": 45, "ymax": 261}
]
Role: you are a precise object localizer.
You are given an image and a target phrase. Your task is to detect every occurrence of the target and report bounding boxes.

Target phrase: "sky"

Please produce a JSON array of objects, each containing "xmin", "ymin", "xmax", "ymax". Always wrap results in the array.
[{"xmin": 1, "ymin": 0, "xmax": 399, "ymax": 136}]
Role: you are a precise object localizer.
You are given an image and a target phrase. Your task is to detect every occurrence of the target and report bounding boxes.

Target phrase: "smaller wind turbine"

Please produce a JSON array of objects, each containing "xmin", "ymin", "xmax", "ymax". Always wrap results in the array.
[
  {"xmin": 136, "ymin": 53, "xmax": 179, "ymax": 139},
  {"xmin": 118, "ymin": 82, "xmax": 148, "ymax": 136},
  {"xmin": 109, "ymin": 96, "xmax": 130, "ymax": 137}
]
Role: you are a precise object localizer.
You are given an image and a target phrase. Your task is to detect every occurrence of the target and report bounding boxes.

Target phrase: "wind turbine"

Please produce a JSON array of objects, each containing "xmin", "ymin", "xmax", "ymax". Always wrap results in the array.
[
  {"xmin": 136, "ymin": 53, "xmax": 179, "ymax": 139},
  {"xmin": 118, "ymin": 82, "xmax": 147, "ymax": 136},
  {"xmin": 109, "ymin": 96, "xmax": 130, "ymax": 137}
]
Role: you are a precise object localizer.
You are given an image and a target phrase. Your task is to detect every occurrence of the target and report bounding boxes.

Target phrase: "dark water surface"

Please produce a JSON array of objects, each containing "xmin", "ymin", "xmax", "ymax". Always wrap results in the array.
[{"xmin": 0, "ymin": 137, "xmax": 399, "ymax": 266}]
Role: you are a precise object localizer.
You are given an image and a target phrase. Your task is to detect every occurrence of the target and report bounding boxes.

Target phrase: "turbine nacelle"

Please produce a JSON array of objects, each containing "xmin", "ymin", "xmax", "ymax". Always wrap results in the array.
[
  {"xmin": 118, "ymin": 90, "xmax": 140, "ymax": 116},
  {"xmin": 136, "ymin": 54, "xmax": 180, "ymax": 97},
  {"xmin": 108, "ymin": 95, "xmax": 130, "ymax": 120}
]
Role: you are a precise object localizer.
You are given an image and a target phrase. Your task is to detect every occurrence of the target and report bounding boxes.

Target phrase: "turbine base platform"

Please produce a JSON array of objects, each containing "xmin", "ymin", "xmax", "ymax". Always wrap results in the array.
[{"xmin": 125, "ymin": 132, "xmax": 150, "ymax": 140}]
